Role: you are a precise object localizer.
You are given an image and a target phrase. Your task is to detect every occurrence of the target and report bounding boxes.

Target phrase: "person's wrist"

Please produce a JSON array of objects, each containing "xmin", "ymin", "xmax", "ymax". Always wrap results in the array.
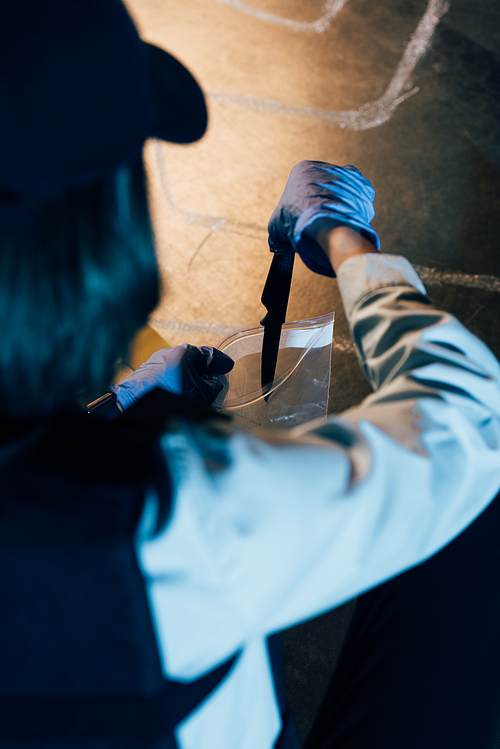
[
  {"xmin": 323, "ymin": 224, "xmax": 377, "ymax": 274},
  {"xmin": 303, "ymin": 217, "xmax": 377, "ymax": 274}
]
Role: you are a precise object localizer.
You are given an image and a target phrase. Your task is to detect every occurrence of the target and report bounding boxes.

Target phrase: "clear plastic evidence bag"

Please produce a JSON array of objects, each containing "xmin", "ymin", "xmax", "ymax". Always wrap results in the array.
[{"xmin": 213, "ymin": 312, "xmax": 334, "ymax": 433}]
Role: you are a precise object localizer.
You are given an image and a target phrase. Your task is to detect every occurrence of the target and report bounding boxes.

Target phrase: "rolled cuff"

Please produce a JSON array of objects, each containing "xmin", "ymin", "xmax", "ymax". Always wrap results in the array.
[{"xmin": 336, "ymin": 253, "xmax": 428, "ymax": 320}]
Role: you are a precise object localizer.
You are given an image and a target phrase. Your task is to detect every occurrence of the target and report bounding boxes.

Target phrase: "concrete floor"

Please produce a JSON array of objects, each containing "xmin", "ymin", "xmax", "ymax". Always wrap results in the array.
[{"xmin": 125, "ymin": 0, "xmax": 500, "ymax": 743}]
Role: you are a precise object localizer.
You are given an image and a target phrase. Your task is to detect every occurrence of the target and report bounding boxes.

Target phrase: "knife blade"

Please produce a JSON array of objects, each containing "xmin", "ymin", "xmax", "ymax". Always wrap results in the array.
[{"xmin": 260, "ymin": 250, "xmax": 295, "ymax": 390}]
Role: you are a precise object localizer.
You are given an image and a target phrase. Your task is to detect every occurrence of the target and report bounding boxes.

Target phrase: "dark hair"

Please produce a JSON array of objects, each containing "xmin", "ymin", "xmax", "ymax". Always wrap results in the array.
[{"xmin": 0, "ymin": 156, "xmax": 159, "ymax": 419}]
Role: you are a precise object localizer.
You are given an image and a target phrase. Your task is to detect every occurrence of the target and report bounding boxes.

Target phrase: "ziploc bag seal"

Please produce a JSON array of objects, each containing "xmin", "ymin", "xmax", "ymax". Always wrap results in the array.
[{"xmin": 213, "ymin": 312, "xmax": 334, "ymax": 432}]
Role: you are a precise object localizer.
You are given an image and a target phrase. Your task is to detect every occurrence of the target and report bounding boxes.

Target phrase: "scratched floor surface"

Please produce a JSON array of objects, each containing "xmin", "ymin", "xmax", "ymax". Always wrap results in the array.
[{"xmin": 125, "ymin": 0, "xmax": 500, "ymax": 743}]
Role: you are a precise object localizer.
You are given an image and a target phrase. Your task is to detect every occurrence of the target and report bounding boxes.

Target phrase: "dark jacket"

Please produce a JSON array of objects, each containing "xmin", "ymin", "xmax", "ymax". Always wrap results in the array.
[{"xmin": 0, "ymin": 391, "xmax": 236, "ymax": 749}]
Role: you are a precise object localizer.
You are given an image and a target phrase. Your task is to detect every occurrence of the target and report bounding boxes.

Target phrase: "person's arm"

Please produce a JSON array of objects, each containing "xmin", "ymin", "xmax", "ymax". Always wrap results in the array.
[
  {"xmin": 111, "ymin": 345, "xmax": 233, "ymax": 409},
  {"xmin": 136, "ymin": 253, "xmax": 500, "ymax": 683},
  {"xmin": 134, "ymin": 189, "xmax": 500, "ymax": 749},
  {"xmin": 135, "ymin": 161, "xmax": 500, "ymax": 676},
  {"xmin": 307, "ymin": 218, "xmax": 378, "ymax": 272},
  {"xmin": 131, "ymin": 161, "xmax": 500, "ymax": 749},
  {"xmin": 267, "ymin": 159, "xmax": 381, "ymax": 277},
  {"xmin": 87, "ymin": 345, "xmax": 234, "ymax": 418}
]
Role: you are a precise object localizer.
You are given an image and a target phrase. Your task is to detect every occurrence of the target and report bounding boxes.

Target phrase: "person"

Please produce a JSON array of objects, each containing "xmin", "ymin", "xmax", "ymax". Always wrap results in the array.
[{"xmin": 1, "ymin": 2, "xmax": 500, "ymax": 749}]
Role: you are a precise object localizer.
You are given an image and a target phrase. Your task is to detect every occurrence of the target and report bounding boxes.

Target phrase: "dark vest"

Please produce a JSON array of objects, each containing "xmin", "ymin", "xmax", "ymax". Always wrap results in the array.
[{"xmin": 0, "ymin": 390, "xmax": 238, "ymax": 749}]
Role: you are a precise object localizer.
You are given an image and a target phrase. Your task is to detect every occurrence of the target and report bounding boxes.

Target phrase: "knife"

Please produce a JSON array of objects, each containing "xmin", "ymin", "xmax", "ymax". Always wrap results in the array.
[{"xmin": 260, "ymin": 250, "xmax": 295, "ymax": 389}]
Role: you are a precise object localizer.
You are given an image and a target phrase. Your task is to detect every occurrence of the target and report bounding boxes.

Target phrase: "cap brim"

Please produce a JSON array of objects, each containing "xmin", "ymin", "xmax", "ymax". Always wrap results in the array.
[{"xmin": 143, "ymin": 42, "xmax": 208, "ymax": 145}]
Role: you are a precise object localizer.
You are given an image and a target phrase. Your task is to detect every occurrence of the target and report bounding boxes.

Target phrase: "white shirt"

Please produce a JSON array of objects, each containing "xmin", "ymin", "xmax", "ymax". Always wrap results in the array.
[{"xmin": 135, "ymin": 254, "xmax": 500, "ymax": 749}]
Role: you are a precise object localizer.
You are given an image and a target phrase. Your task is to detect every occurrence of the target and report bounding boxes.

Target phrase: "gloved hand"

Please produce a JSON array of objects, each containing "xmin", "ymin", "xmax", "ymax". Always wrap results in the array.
[
  {"xmin": 268, "ymin": 160, "xmax": 380, "ymax": 277},
  {"xmin": 111, "ymin": 345, "xmax": 234, "ymax": 410}
]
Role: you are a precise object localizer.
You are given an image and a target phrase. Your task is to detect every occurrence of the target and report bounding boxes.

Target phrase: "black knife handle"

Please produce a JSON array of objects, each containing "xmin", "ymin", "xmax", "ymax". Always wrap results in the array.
[
  {"xmin": 260, "ymin": 250, "xmax": 295, "ymax": 389},
  {"xmin": 260, "ymin": 250, "xmax": 295, "ymax": 327}
]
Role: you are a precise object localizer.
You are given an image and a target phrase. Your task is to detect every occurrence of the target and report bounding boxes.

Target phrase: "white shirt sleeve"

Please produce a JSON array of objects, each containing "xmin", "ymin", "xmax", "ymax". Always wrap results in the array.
[{"xmin": 135, "ymin": 254, "xmax": 500, "ymax": 749}]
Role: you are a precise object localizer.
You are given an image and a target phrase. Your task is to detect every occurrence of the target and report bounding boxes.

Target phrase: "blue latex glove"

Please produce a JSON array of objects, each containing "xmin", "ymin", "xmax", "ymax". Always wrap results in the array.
[
  {"xmin": 268, "ymin": 160, "xmax": 380, "ymax": 277},
  {"xmin": 111, "ymin": 345, "xmax": 234, "ymax": 410}
]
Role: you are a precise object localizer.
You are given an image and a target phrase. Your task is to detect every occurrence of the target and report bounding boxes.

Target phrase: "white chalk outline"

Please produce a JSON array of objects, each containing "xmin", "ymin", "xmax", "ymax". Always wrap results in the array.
[
  {"xmin": 151, "ymin": 268, "xmax": 500, "ymax": 343},
  {"xmin": 412, "ymin": 265, "xmax": 500, "ymax": 294},
  {"xmin": 150, "ymin": 318, "xmax": 243, "ymax": 337},
  {"xmin": 150, "ymin": 268, "xmax": 500, "ymax": 340},
  {"xmin": 154, "ymin": 139, "xmax": 268, "ymax": 235},
  {"xmin": 151, "ymin": 257, "xmax": 500, "ymax": 344},
  {"xmin": 151, "ymin": 259, "xmax": 500, "ymax": 342},
  {"xmin": 153, "ymin": 0, "xmax": 452, "ymax": 235},
  {"xmin": 152, "ymin": 0, "xmax": 500, "ymax": 301},
  {"xmin": 214, "ymin": 0, "xmax": 349, "ymax": 33},
  {"xmin": 153, "ymin": 143, "xmax": 500, "ymax": 296},
  {"xmin": 150, "ymin": 318, "xmax": 358, "ymax": 351},
  {"xmin": 209, "ymin": 0, "xmax": 450, "ymax": 131}
]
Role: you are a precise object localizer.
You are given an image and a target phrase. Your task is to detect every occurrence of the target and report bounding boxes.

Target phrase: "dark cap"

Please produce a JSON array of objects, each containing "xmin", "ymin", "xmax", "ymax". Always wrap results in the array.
[{"xmin": 0, "ymin": 0, "xmax": 207, "ymax": 199}]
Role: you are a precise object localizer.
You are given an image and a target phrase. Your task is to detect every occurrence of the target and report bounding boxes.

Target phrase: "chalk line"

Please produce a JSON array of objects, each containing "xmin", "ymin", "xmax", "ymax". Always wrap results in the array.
[
  {"xmin": 331, "ymin": 335, "xmax": 355, "ymax": 353},
  {"xmin": 213, "ymin": 0, "xmax": 349, "ymax": 33},
  {"xmin": 153, "ymin": 146, "xmax": 500, "ymax": 296},
  {"xmin": 414, "ymin": 265, "xmax": 500, "ymax": 294},
  {"xmin": 153, "ymin": 141, "xmax": 267, "ymax": 236},
  {"xmin": 150, "ymin": 318, "xmax": 357, "ymax": 352},
  {"xmin": 149, "ymin": 260, "xmax": 500, "ymax": 348},
  {"xmin": 209, "ymin": 0, "xmax": 450, "ymax": 130},
  {"xmin": 153, "ymin": 2, "xmax": 451, "ymax": 231},
  {"xmin": 150, "ymin": 319, "xmax": 243, "ymax": 337}
]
